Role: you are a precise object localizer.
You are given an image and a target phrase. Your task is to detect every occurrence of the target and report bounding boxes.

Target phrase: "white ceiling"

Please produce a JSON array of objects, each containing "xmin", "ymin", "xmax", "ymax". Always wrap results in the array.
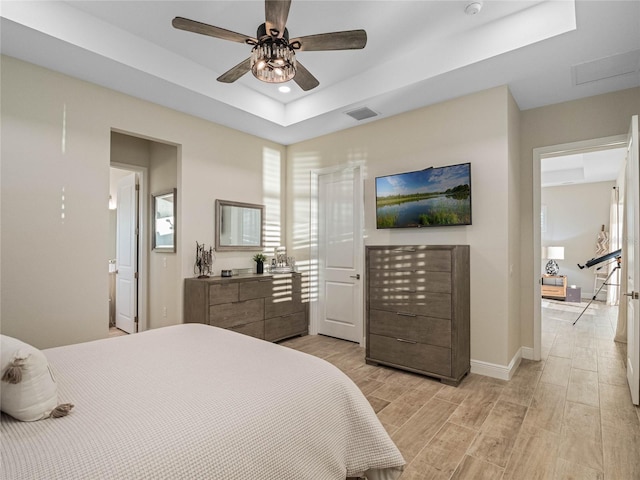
[
  {"xmin": 1, "ymin": 1, "xmax": 639, "ymax": 145},
  {"xmin": 541, "ymin": 146, "xmax": 627, "ymax": 188}
]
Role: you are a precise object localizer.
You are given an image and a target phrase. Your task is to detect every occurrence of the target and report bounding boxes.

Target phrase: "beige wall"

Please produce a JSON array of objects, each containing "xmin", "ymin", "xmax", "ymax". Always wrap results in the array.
[
  {"xmin": 1, "ymin": 56, "xmax": 285, "ymax": 348},
  {"xmin": 109, "ymin": 133, "xmax": 180, "ymax": 331},
  {"xmin": 148, "ymin": 141, "xmax": 179, "ymax": 329},
  {"xmin": 542, "ymin": 181, "xmax": 615, "ymax": 298},
  {"xmin": 287, "ymin": 86, "xmax": 516, "ymax": 367},
  {"xmin": 111, "ymin": 132, "xmax": 150, "ymax": 168},
  {"xmin": 507, "ymin": 91, "xmax": 522, "ymax": 362},
  {"xmin": 519, "ymin": 87, "xmax": 640, "ymax": 348}
]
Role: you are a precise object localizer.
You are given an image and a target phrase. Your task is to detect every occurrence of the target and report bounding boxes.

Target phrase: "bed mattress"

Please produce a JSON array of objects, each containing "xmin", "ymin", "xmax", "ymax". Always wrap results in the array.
[{"xmin": 1, "ymin": 324, "xmax": 404, "ymax": 479}]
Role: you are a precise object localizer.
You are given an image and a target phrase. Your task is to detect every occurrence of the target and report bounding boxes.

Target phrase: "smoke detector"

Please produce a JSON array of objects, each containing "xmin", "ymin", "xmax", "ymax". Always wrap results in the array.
[{"xmin": 465, "ymin": 1, "xmax": 483, "ymax": 15}]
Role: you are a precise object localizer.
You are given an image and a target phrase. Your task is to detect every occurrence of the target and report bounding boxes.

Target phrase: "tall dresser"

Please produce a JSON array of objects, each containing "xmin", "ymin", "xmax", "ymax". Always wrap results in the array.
[
  {"xmin": 184, "ymin": 273, "xmax": 307, "ymax": 342},
  {"xmin": 366, "ymin": 245, "xmax": 470, "ymax": 386}
]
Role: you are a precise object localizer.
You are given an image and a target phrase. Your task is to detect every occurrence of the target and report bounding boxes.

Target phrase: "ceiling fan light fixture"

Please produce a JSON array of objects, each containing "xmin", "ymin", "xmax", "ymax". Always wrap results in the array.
[
  {"xmin": 173, "ymin": 2, "xmax": 367, "ymax": 91},
  {"xmin": 251, "ymin": 41, "xmax": 297, "ymax": 83}
]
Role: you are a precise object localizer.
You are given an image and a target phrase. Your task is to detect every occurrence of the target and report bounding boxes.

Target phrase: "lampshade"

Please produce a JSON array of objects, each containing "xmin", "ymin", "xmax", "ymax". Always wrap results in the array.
[
  {"xmin": 543, "ymin": 245, "xmax": 564, "ymax": 275},
  {"xmin": 546, "ymin": 246, "xmax": 565, "ymax": 260}
]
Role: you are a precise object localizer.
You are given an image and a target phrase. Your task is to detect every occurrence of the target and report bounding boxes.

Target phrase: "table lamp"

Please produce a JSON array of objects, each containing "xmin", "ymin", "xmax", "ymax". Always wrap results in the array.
[{"xmin": 544, "ymin": 246, "xmax": 564, "ymax": 275}]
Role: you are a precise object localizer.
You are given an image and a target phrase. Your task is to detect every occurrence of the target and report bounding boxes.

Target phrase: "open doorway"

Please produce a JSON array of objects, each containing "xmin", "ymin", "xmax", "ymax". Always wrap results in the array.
[
  {"xmin": 110, "ymin": 130, "xmax": 179, "ymax": 334},
  {"xmin": 533, "ymin": 135, "xmax": 627, "ymax": 360}
]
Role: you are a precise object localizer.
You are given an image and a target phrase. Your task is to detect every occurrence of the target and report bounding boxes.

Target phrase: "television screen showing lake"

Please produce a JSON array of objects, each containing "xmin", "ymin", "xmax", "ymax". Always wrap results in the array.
[{"xmin": 376, "ymin": 163, "xmax": 471, "ymax": 228}]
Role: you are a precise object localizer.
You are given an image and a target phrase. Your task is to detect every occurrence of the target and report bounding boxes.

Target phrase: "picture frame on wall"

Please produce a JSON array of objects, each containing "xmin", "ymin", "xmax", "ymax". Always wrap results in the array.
[{"xmin": 152, "ymin": 189, "xmax": 176, "ymax": 252}]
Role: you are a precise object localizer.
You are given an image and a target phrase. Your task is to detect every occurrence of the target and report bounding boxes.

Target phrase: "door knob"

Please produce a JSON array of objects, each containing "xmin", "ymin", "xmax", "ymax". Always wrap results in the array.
[
  {"xmin": 624, "ymin": 291, "xmax": 639, "ymax": 299},
  {"xmin": 350, "ymin": 274, "xmax": 360, "ymax": 280}
]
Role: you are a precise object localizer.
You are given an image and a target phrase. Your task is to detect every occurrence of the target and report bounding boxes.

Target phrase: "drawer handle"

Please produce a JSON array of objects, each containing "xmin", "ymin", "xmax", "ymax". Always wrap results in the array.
[
  {"xmin": 259, "ymin": 279, "xmax": 272, "ymax": 283},
  {"xmin": 396, "ymin": 338, "xmax": 417, "ymax": 344},
  {"xmin": 396, "ymin": 312, "xmax": 416, "ymax": 317},
  {"xmin": 392, "ymin": 248, "xmax": 416, "ymax": 252},
  {"xmin": 395, "ymin": 288, "xmax": 416, "ymax": 293}
]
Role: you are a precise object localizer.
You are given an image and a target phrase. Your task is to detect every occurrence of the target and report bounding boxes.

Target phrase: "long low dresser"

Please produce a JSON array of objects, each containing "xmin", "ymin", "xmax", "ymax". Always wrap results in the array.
[
  {"xmin": 184, "ymin": 272, "xmax": 308, "ymax": 342},
  {"xmin": 365, "ymin": 245, "xmax": 470, "ymax": 386}
]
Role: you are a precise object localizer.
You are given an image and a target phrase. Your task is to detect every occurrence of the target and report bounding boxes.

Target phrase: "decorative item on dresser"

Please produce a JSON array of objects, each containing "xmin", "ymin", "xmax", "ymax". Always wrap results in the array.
[
  {"xmin": 252, "ymin": 253, "xmax": 267, "ymax": 274},
  {"xmin": 365, "ymin": 245, "xmax": 470, "ymax": 386},
  {"xmin": 194, "ymin": 242, "xmax": 215, "ymax": 278},
  {"xmin": 184, "ymin": 272, "xmax": 307, "ymax": 342}
]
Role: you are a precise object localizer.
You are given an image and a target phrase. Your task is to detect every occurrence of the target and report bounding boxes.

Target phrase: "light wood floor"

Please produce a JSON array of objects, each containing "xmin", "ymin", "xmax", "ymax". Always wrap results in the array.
[
  {"xmin": 281, "ymin": 299, "xmax": 640, "ymax": 480},
  {"xmin": 108, "ymin": 327, "xmax": 128, "ymax": 337}
]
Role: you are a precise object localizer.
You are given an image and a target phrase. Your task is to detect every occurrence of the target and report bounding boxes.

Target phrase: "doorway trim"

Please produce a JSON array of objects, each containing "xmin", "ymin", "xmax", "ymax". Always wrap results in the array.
[
  {"xmin": 532, "ymin": 134, "xmax": 626, "ymax": 360},
  {"xmin": 111, "ymin": 161, "xmax": 149, "ymax": 332},
  {"xmin": 309, "ymin": 162, "xmax": 365, "ymax": 340}
]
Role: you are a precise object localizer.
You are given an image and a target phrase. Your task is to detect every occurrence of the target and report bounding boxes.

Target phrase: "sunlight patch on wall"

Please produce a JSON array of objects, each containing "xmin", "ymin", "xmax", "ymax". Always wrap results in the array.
[
  {"xmin": 262, "ymin": 147, "xmax": 282, "ymax": 253},
  {"xmin": 289, "ymin": 151, "xmax": 323, "ymax": 302},
  {"xmin": 298, "ymin": 258, "xmax": 317, "ymax": 303},
  {"xmin": 61, "ymin": 103, "xmax": 67, "ymax": 154},
  {"xmin": 61, "ymin": 186, "xmax": 66, "ymax": 223}
]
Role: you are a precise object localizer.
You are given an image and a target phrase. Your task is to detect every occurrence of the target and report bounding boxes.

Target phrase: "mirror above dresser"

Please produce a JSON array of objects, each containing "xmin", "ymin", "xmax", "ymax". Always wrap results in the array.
[{"xmin": 215, "ymin": 199, "xmax": 264, "ymax": 251}]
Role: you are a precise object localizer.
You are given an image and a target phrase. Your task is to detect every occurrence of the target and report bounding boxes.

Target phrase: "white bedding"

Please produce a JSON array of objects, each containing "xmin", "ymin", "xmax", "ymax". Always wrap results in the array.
[{"xmin": 1, "ymin": 324, "xmax": 404, "ymax": 479}]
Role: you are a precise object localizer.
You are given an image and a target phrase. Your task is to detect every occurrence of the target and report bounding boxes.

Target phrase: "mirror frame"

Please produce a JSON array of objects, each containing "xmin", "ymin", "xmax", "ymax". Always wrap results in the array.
[
  {"xmin": 152, "ymin": 189, "xmax": 177, "ymax": 253},
  {"xmin": 215, "ymin": 199, "xmax": 264, "ymax": 252}
]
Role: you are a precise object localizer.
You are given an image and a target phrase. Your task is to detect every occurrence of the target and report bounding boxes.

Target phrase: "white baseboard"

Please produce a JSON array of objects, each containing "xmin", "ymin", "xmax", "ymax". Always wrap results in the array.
[
  {"xmin": 521, "ymin": 346, "xmax": 534, "ymax": 360},
  {"xmin": 470, "ymin": 348, "xmax": 524, "ymax": 381}
]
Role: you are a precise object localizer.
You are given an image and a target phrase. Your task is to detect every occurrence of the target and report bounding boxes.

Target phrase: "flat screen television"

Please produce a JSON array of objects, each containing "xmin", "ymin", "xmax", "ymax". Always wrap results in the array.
[{"xmin": 375, "ymin": 162, "xmax": 471, "ymax": 229}]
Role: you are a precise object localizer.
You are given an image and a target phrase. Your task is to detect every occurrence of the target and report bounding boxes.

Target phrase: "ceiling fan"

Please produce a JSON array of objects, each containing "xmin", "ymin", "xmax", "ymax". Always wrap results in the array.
[{"xmin": 172, "ymin": 0, "xmax": 367, "ymax": 91}]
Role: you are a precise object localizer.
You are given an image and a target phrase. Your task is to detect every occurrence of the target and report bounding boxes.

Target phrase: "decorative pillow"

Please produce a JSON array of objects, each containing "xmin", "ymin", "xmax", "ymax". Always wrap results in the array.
[{"xmin": 1, "ymin": 334, "xmax": 73, "ymax": 421}]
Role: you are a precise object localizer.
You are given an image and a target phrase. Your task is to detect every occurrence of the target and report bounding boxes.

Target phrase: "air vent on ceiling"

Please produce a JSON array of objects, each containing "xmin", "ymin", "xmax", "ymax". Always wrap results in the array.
[
  {"xmin": 572, "ymin": 49, "xmax": 640, "ymax": 86},
  {"xmin": 345, "ymin": 107, "xmax": 378, "ymax": 121}
]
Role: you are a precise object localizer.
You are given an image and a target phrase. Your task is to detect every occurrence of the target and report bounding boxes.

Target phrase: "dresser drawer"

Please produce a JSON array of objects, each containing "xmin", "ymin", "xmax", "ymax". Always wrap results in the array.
[
  {"xmin": 265, "ymin": 311, "xmax": 307, "ymax": 342},
  {"xmin": 265, "ymin": 294, "xmax": 303, "ymax": 319},
  {"xmin": 368, "ymin": 248, "xmax": 452, "ymax": 272},
  {"xmin": 369, "ymin": 290, "xmax": 451, "ymax": 319},
  {"xmin": 541, "ymin": 285, "xmax": 565, "ymax": 297},
  {"xmin": 230, "ymin": 320, "xmax": 264, "ymax": 339},
  {"xmin": 368, "ymin": 270, "xmax": 452, "ymax": 294},
  {"xmin": 368, "ymin": 334, "xmax": 451, "ymax": 377},
  {"xmin": 208, "ymin": 283, "xmax": 239, "ymax": 305},
  {"xmin": 238, "ymin": 279, "xmax": 275, "ymax": 301},
  {"xmin": 290, "ymin": 274, "xmax": 302, "ymax": 293},
  {"xmin": 369, "ymin": 309, "xmax": 451, "ymax": 348},
  {"xmin": 209, "ymin": 299, "xmax": 264, "ymax": 328}
]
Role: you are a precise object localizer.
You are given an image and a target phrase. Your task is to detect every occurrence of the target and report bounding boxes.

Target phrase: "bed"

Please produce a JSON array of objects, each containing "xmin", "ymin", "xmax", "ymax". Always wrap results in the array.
[{"xmin": 1, "ymin": 324, "xmax": 405, "ymax": 479}]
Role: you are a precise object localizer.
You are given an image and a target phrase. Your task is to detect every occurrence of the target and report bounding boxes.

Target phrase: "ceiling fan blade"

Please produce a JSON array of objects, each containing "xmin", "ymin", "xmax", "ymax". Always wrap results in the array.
[
  {"xmin": 291, "ymin": 30, "xmax": 367, "ymax": 51},
  {"xmin": 217, "ymin": 58, "xmax": 252, "ymax": 83},
  {"xmin": 172, "ymin": 17, "xmax": 255, "ymax": 44},
  {"xmin": 265, "ymin": 0, "xmax": 291, "ymax": 38},
  {"xmin": 293, "ymin": 62, "xmax": 319, "ymax": 91}
]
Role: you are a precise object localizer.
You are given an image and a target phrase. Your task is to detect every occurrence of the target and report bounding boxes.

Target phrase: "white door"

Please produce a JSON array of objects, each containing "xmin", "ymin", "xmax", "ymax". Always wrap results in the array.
[
  {"xmin": 116, "ymin": 172, "xmax": 138, "ymax": 334},
  {"xmin": 317, "ymin": 166, "xmax": 363, "ymax": 343},
  {"xmin": 625, "ymin": 115, "xmax": 639, "ymax": 405}
]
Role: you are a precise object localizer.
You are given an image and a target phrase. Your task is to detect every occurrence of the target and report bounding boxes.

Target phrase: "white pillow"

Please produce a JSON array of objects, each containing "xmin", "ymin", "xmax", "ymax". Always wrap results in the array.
[{"xmin": 1, "ymin": 334, "xmax": 73, "ymax": 421}]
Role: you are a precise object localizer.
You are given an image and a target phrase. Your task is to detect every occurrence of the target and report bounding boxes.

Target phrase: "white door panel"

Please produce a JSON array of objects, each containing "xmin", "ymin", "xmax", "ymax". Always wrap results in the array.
[
  {"xmin": 325, "ymin": 282, "xmax": 356, "ymax": 322},
  {"xmin": 116, "ymin": 172, "xmax": 138, "ymax": 334},
  {"xmin": 625, "ymin": 115, "xmax": 639, "ymax": 405},
  {"xmin": 317, "ymin": 167, "xmax": 363, "ymax": 343}
]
